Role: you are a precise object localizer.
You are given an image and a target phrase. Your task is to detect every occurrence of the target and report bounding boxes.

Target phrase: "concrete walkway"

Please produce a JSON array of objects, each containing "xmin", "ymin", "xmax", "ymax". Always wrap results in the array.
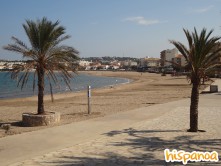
[{"xmin": 1, "ymin": 79, "xmax": 221, "ymax": 166}]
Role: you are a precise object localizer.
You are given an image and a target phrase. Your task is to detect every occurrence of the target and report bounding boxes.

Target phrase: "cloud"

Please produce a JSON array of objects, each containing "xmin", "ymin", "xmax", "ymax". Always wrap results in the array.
[
  {"xmin": 190, "ymin": 5, "xmax": 214, "ymax": 13},
  {"xmin": 123, "ymin": 16, "xmax": 166, "ymax": 26}
]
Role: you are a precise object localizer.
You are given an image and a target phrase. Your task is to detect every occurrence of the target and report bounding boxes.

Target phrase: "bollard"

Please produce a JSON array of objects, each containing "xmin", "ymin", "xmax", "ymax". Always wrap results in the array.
[{"xmin": 87, "ymin": 85, "xmax": 91, "ymax": 114}]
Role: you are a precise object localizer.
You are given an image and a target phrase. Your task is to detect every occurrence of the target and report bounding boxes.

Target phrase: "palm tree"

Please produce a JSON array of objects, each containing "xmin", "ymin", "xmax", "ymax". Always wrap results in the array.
[
  {"xmin": 4, "ymin": 17, "xmax": 79, "ymax": 115},
  {"xmin": 170, "ymin": 28, "xmax": 221, "ymax": 132}
]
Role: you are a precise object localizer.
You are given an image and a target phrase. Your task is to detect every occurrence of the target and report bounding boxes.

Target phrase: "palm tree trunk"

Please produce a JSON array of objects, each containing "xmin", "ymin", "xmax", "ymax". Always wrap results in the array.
[
  {"xmin": 37, "ymin": 67, "xmax": 45, "ymax": 114},
  {"xmin": 189, "ymin": 82, "xmax": 200, "ymax": 132}
]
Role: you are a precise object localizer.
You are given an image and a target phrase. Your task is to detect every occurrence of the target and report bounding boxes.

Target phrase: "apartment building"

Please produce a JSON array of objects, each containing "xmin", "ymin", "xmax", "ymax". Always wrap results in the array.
[{"xmin": 160, "ymin": 48, "xmax": 178, "ymax": 67}]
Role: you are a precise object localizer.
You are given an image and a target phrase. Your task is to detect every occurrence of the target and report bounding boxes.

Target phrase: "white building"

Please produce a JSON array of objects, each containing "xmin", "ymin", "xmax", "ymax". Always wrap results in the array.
[
  {"xmin": 0, "ymin": 62, "xmax": 5, "ymax": 69},
  {"xmin": 129, "ymin": 61, "xmax": 138, "ymax": 67},
  {"xmin": 111, "ymin": 65, "xmax": 120, "ymax": 70},
  {"xmin": 0, "ymin": 61, "xmax": 26, "ymax": 70},
  {"xmin": 78, "ymin": 60, "xmax": 92, "ymax": 67}
]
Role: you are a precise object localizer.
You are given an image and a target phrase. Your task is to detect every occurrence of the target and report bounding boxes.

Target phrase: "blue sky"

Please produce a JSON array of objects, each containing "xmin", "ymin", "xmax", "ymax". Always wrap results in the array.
[{"xmin": 0, "ymin": 0, "xmax": 221, "ymax": 60}]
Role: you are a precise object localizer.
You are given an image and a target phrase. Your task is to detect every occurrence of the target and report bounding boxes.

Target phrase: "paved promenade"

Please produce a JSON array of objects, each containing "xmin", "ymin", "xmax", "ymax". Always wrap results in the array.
[{"xmin": 1, "ymin": 79, "xmax": 221, "ymax": 166}]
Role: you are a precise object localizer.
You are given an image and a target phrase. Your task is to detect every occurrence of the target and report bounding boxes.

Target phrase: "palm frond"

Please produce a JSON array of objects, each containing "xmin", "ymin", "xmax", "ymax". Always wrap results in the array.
[
  {"xmin": 4, "ymin": 17, "xmax": 80, "ymax": 110},
  {"xmin": 170, "ymin": 27, "xmax": 221, "ymax": 85}
]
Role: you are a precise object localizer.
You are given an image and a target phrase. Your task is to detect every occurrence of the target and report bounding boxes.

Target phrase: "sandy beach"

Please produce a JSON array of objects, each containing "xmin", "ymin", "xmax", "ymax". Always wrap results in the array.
[
  {"xmin": 1, "ymin": 71, "xmax": 221, "ymax": 166},
  {"xmin": 0, "ymin": 71, "xmax": 194, "ymax": 137}
]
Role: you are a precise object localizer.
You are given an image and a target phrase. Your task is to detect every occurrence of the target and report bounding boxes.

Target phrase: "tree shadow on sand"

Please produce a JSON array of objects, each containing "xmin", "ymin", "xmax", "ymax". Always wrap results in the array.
[{"xmin": 42, "ymin": 128, "xmax": 220, "ymax": 166}]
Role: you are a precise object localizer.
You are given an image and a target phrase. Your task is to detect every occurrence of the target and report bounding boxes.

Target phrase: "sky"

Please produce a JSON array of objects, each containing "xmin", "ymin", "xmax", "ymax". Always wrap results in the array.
[{"xmin": 0, "ymin": 0, "xmax": 221, "ymax": 60}]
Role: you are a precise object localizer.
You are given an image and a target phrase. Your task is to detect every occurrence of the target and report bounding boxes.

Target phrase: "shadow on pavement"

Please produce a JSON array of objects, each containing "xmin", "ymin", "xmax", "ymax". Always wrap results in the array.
[{"xmin": 43, "ymin": 128, "xmax": 220, "ymax": 166}]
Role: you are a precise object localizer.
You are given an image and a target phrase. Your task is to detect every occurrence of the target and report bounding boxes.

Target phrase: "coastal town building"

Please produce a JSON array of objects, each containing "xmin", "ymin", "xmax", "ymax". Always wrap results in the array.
[
  {"xmin": 129, "ymin": 61, "xmax": 138, "ymax": 67},
  {"xmin": 110, "ymin": 61, "xmax": 120, "ymax": 66},
  {"xmin": 171, "ymin": 54, "xmax": 186, "ymax": 67},
  {"xmin": 212, "ymin": 42, "xmax": 221, "ymax": 62},
  {"xmin": 78, "ymin": 60, "xmax": 92, "ymax": 67},
  {"xmin": 160, "ymin": 48, "xmax": 187, "ymax": 68},
  {"xmin": 99, "ymin": 65, "xmax": 110, "ymax": 70},
  {"xmin": 89, "ymin": 62, "xmax": 102, "ymax": 70},
  {"xmin": 109, "ymin": 61, "xmax": 120, "ymax": 70},
  {"xmin": 111, "ymin": 65, "xmax": 120, "ymax": 70},
  {"xmin": 0, "ymin": 62, "xmax": 6, "ymax": 69},
  {"xmin": 120, "ymin": 61, "xmax": 129, "ymax": 67},
  {"xmin": 0, "ymin": 61, "xmax": 26, "ymax": 70},
  {"xmin": 139, "ymin": 57, "xmax": 160, "ymax": 68},
  {"xmin": 120, "ymin": 60, "xmax": 137, "ymax": 67},
  {"xmin": 160, "ymin": 48, "xmax": 178, "ymax": 67}
]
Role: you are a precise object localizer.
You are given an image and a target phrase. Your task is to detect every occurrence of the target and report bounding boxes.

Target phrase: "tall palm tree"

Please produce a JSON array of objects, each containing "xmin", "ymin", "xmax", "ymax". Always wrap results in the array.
[
  {"xmin": 170, "ymin": 28, "xmax": 221, "ymax": 132},
  {"xmin": 4, "ymin": 17, "xmax": 79, "ymax": 115}
]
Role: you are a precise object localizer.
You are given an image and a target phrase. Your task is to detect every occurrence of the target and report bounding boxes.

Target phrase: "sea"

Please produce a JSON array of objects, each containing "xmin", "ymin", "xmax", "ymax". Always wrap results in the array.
[{"xmin": 0, "ymin": 72, "xmax": 130, "ymax": 99}]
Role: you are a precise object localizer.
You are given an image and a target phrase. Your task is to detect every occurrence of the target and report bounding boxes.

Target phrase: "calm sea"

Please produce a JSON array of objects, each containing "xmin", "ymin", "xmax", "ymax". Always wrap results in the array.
[{"xmin": 0, "ymin": 72, "xmax": 130, "ymax": 99}]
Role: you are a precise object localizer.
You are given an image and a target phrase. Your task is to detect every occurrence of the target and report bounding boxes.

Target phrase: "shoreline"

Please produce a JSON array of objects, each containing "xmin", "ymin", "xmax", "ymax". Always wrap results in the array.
[
  {"xmin": 0, "ymin": 71, "xmax": 131, "ymax": 101},
  {"xmin": 0, "ymin": 71, "xmax": 192, "ymax": 138}
]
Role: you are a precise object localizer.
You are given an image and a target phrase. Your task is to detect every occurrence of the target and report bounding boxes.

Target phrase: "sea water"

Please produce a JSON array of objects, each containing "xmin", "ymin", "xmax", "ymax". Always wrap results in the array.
[{"xmin": 0, "ymin": 72, "xmax": 130, "ymax": 99}]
